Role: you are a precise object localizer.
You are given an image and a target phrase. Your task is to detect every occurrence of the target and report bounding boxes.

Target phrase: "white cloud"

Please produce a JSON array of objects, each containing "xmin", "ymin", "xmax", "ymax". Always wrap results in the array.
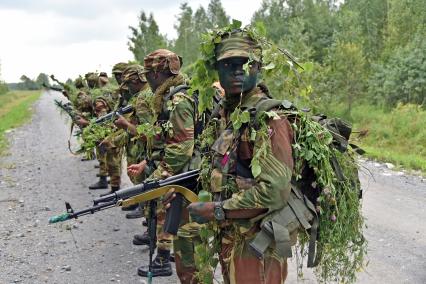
[{"xmin": 0, "ymin": 0, "xmax": 262, "ymax": 82}]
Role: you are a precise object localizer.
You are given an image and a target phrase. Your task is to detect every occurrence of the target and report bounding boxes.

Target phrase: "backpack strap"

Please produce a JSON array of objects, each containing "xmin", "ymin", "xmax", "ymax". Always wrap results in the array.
[{"xmin": 248, "ymin": 98, "xmax": 296, "ymax": 130}]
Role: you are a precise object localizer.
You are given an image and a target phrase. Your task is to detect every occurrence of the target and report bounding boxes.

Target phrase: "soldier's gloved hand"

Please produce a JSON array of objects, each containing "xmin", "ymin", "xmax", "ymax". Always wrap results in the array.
[
  {"xmin": 187, "ymin": 202, "xmax": 215, "ymax": 224},
  {"xmin": 114, "ymin": 114, "xmax": 130, "ymax": 130}
]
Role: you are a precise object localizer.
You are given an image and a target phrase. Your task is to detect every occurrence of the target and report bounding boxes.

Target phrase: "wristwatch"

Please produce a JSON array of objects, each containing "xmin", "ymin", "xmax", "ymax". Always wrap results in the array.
[{"xmin": 214, "ymin": 202, "xmax": 226, "ymax": 221}]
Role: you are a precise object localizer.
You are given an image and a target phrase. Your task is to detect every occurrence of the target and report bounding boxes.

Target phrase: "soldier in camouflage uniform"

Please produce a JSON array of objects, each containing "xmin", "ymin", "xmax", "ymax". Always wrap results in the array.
[
  {"xmin": 134, "ymin": 49, "xmax": 197, "ymax": 280},
  {"xmin": 82, "ymin": 72, "xmax": 109, "ymax": 188},
  {"xmin": 92, "ymin": 92, "xmax": 122, "ymax": 192},
  {"xmin": 111, "ymin": 64, "xmax": 153, "ymax": 208},
  {"xmin": 182, "ymin": 30, "xmax": 295, "ymax": 283}
]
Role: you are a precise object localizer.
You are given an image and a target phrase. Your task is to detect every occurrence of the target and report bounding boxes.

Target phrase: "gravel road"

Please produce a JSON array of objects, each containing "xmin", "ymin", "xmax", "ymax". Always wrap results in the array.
[{"xmin": 0, "ymin": 91, "xmax": 425, "ymax": 284}]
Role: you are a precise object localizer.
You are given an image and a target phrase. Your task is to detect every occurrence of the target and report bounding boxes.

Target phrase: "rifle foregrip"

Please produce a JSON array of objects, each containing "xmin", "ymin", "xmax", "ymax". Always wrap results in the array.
[{"xmin": 163, "ymin": 193, "xmax": 183, "ymax": 235}]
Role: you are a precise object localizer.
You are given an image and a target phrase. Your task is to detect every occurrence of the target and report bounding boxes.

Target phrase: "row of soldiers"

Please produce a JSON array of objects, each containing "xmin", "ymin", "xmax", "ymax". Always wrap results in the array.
[{"xmin": 52, "ymin": 28, "xmax": 302, "ymax": 284}]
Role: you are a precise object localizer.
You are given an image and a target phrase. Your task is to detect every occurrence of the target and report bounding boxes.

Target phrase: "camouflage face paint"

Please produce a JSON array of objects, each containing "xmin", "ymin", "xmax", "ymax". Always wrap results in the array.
[{"xmin": 216, "ymin": 57, "xmax": 260, "ymax": 108}]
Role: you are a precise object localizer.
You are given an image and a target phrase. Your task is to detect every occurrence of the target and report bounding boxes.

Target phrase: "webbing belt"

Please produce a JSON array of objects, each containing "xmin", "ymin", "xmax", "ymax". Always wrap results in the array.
[{"xmin": 119, "ymin": 185, "xmax": 199, "ymax": 207}]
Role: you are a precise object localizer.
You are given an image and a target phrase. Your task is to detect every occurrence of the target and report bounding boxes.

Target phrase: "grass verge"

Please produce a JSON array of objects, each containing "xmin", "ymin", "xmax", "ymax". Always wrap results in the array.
[
  {"xmin": 350, "ymin": 104, "xmax": 426, "ymax": 175},
  {"xmin": 0, "ymin": 91, "xmax": 41, "ymax": 155}
]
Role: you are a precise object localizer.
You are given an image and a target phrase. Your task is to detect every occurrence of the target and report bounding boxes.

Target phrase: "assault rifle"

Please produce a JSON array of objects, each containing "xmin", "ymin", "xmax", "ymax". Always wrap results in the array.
[
  {"xmin": 54, "ymin": 99, "xmax": 79, "ymax": 121},
  {"xmin": 49, "ymin": 169, "xmax": 200, "ymax": 235},
  {"xmin": 95, "ymin": 105, "xmax": 134, "ymax": 124},
  {"xmin": 43, "ymin": 82, "xmax": 64, "ymax": 93}
]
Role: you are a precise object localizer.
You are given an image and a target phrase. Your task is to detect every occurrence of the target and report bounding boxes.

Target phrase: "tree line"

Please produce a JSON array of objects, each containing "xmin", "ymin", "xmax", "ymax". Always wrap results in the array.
[
  {"xmin": 128, "ymin": 0, "xmax": 425, "ymax": 116},
  {"xmin": 0, "ymin": 61, "xmax": 8, "ymax": 95},
  {"xmin": 5, "ymin": 73, "xmax": 50, "ymax": 91}
]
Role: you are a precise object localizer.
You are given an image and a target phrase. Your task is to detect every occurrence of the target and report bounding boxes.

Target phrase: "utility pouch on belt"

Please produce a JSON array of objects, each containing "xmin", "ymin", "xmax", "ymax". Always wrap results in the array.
[{"xmin": 249, "ymin": 187, "xmax": 319, "ymax": 267}]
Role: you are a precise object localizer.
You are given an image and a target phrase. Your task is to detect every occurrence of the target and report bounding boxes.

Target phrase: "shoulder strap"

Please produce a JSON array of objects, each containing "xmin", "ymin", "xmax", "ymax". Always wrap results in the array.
[
  {"xmin": 255, "ymin": 98, "xmax": 295, "ymax": 113},
  {"xmin": 169, "ymin": 84, "xmax": 190, "ymax": 97}
]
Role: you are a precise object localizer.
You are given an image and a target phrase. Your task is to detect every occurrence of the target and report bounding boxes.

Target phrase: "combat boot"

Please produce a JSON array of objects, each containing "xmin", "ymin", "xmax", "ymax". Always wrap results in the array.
[
  {"xmin": 137, "ymin": 249, "xmax": 173, "ymax": 277},
  {"xmin": 121, "ymin": 203, "xmax": 139, "ymax": 211},
  {"xmin": 133, "ymin": 231, "xmax": 149, "ymax": 246},
  {"xmin": 88, "ymin": 176, "xmax": 108, "ymax": 190},
  {"xmin": 125, "ymin": 206, "xmax": 143, "ymax": 219},
  {"xmin": 100, "ymin": 186, "xmax": 120, "ymax": 196}
]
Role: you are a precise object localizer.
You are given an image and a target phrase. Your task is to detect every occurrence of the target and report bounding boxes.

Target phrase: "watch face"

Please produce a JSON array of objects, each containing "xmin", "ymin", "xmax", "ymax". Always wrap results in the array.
[{"xmin": 214, "ymin": 206, "xmax": 225, "ymax": 221}]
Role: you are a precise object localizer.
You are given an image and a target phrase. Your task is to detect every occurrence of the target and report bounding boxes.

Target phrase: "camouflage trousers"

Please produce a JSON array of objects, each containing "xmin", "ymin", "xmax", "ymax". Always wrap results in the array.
[
  {"xmin": 106, "ymin": 147, "xmax": 122, "ymax": 187},
  {"xmin": 219, "ymin": 233, "xmax": 288, "ymax": 284},
  {"xmin": 174, "ymin": 221, "xmax": 201, "ymax": 284},
  {"xmin": 96, "ymin": 146, "xmax": 108, "ymax": 177},
  {"xmin": 155, "ymin": 203, "xmax": 173, "ymax": 251}
]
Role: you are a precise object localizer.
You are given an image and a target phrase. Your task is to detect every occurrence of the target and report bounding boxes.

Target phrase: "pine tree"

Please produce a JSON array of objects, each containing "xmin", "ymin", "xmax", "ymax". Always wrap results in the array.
[
  {"xmin": 128, "ymin": 11, "xmax": 168, "ymax": 63},
  {"xmin": 207, "ymin": 0, "xmax": 230, "ymax": 28},
  {"xmin": 173, "ymin": 3, "xmax": 199, "ymax": 66}
]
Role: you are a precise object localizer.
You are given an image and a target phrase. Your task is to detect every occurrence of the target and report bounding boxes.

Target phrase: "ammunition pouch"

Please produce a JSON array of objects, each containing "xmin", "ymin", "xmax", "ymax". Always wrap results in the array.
[{"xmin": 249, "ymin": 186, "xmax": 320, "ymax": 267}]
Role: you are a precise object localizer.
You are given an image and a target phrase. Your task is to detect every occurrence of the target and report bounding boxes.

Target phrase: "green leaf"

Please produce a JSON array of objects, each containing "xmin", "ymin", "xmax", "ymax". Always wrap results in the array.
[
  {"xmin": 301, "ymin": 62, "xmax": 314, "ymax": 73},
  {"xmin": 231, "ymin": 19, "xmax": 242, "ymax": 29},
  {"xmin": 264, "ymin": 110, "xmax": 280, "ymax": 119},
  {"xmin": 305, "ymin": 150, "xmax": 314, "ymax": 161},
  {"xmin": 254, "ymin": 21, "xmax": 266, "ymax": 37},
  {"xmin": 250, "ymin": 129, "xmax": 257, "ymax": 141},
  {"xmin": 240, "ymin": 110, "xmax": 250, "ymax": 123},
  {"xmin": 251, "ymin": 159, "xmax": 261, "ymax": 178},
  {"xmin": 262, "ymin": 62, "xmax": 276, "ymax": 70}
]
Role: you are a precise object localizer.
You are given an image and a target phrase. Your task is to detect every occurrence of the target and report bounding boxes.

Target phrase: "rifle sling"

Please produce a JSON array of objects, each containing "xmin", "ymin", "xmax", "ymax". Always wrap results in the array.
[
  {"xmin": 67, "ymin": 122, "xmax": 79, "ymax": 155},
  {"xmin": 119, "ymin": 185, "xmax": 199, "ymax": 207}
]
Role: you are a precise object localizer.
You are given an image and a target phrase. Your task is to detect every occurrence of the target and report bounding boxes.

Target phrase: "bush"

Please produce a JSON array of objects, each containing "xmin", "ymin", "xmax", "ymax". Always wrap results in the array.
[
  {"xmin": 368, "ymin": 36, "xmax": 426, "ymax": 108},
  {"xmin": 0, "ymin": 82, "xmax": 8, "ymax": 95}
]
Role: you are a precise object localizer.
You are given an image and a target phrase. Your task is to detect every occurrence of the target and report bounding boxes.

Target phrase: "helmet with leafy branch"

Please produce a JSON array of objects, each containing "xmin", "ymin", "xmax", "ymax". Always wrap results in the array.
[{"xmin": 189, "ymin": 19, "xmax": 302, "ymax": 113}]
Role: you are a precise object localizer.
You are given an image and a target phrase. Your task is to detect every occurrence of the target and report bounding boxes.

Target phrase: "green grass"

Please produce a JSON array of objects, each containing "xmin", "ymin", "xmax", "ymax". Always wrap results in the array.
[
  {"xmin": 0, "ymin": 91, "xmax": 41, "ymax": 155},
  {"xmin": 349, "ymin": 104, "xmax": 426, "ymax": 174}
]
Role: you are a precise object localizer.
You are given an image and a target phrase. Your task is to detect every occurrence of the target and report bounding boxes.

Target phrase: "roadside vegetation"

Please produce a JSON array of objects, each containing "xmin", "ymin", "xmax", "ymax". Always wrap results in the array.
[
  {"xmin": 327, "ymin": 103, "xmax": 426, "ymax": 174},
  {"xmin": 127, "ymin": 0, "xmax": 425, "ymax": 174},
  {"xmin": 0, "ymin": 91, "xmax": 41, "ymax": 155}
]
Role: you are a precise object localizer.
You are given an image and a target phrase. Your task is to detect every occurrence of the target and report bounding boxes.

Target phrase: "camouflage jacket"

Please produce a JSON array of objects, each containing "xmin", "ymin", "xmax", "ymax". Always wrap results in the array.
[
  {"xmin": 148, "ymin": 75, "xmax": 196, "ymax": 179},
  {"xmin": 205, "ymin": 87, "xmax": 294, "ymax": 236},
  {"xmin": 111, "ymin": 87, "xmax": 153, "ymax": 164}
]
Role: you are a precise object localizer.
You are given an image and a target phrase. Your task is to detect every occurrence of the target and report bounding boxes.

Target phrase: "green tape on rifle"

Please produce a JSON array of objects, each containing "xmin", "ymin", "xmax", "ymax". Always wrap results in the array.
[{"xmin": 49, "ymin": 213, "xmax": 71, "ymax": 224}]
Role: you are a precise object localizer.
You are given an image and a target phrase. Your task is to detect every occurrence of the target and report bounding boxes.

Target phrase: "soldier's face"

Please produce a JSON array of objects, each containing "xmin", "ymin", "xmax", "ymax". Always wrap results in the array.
[
  {"xmin": 95, "ymin": 101, "xmax": 108, "ymax": 116},
  {"xmin": 87, "ymin": 80, "xmax": 96, "ymax": 89},
  {"xmin": 114, "ymin": 73, "xmax": 123, "ymax": 85},
  {"xmin": 145, "ymin": 71, "xmax": 161, "ymax": 92},
  {"xmin": 216, "ymin": 57, "xmax": 260, "ymax": 96},
  {"xmin": 126, "ymin": 76, "xmax": 143, "ymax": 95}
]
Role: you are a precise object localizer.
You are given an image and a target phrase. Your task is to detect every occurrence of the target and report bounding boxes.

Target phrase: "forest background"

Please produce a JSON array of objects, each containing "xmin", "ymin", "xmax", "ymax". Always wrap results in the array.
[{"xmin": 0, "ymin": 0, "xmax": 425, "ymax": 172}]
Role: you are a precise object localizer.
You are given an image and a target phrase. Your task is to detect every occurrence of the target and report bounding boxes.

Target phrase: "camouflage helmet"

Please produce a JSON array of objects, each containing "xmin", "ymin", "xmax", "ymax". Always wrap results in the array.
[
  {"xmin": 121, "ymin": 64, "xmax": 146, "ymax": 86},
  {"xmin": 112, "ymin": 62, "xmax": 129, "ymax": 74},
  {"xmin": 98, "ymin": 72, "xmax": 109, "ymax": 85},
  {"xmin": 84, "ymin": 72, "xmax": 99, "ymax": 84},
  {"xmin": 143, "ymin": 49, "xmax": 182, "ymax": 75},
  {"xmin": 215, "ymin": 30, "xmax": 262, "ymax": 62},
  {"xmin": 74, "ymin": 76, "xmax": 85, "ymax": 89},
  {"xmin": 94, "ymin": 93, "xmax": 114, "ymax": 111}
]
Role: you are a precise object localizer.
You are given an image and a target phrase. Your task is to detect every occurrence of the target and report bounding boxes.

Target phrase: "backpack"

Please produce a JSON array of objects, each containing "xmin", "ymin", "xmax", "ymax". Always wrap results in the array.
[{"xmin": 248, "ymin": 98, "xmax": 362, "ymax": 268}]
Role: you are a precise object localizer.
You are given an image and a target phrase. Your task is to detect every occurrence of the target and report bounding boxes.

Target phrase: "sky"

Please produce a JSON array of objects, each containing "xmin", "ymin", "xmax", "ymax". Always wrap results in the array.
[{"xmin": 0, "ymin": 0, "xmax": 263, "ymax": 83}]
